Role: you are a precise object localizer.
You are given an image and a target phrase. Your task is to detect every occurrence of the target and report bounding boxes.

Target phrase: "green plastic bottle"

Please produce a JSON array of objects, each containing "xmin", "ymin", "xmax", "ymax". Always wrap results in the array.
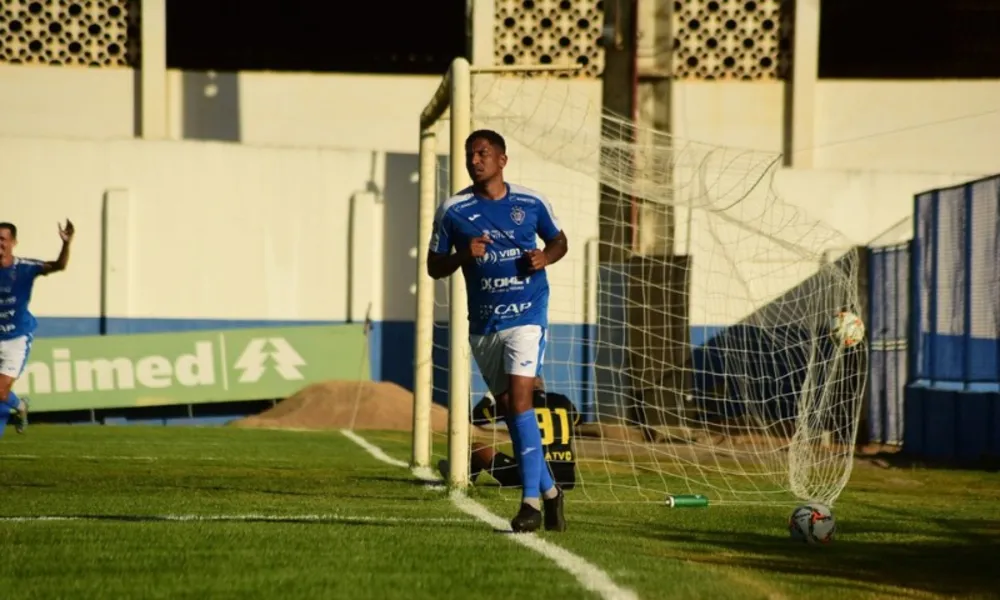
[{"xmin": 665, "ymin": 494, "xmax": 709, "ymax": 508}]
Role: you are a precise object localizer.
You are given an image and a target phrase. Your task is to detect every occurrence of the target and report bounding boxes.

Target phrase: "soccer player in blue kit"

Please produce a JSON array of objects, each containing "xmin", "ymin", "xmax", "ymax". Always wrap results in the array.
[
  {"xmin": 0, "ymin": 220, "xmax": 74, "ymax": 437},
  {"xmin": 426, "ymin": 130, "xmax": 569, "ymax": 533}
]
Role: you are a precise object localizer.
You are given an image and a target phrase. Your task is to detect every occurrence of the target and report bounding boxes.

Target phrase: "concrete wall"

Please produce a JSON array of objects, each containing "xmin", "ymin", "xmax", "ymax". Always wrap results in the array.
[
  {"xmin": 3, "ymin": 64, "xmax": 998, "ymax": 407},
  {"xmin": 672, "ymin": 80, "xmax": 1000, "ymax": 175},
  {"xmin": 0, "ymin": 72, "xmax": 605, "ymax": 398}
]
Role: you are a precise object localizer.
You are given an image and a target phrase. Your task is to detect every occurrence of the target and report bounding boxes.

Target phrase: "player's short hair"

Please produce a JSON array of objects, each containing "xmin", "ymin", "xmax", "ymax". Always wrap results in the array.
[
  {"xmin": 0, "ymin": 222, "xmax": 16, "ymax": 239},
  {"xmin": 466, "ymin": 129, "xmax": 506, "ymax": 153}
]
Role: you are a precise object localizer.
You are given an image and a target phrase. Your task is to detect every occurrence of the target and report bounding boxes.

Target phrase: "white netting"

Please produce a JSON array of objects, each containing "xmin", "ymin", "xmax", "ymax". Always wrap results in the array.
[{"xmin": 424, "ymin": 73, "xmax": 867, "ymax": 506}]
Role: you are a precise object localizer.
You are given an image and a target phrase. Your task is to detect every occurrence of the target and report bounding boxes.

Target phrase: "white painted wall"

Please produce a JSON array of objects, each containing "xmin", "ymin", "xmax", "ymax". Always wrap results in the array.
[
  {"xmin": 672, "ymin": 82, "xmax": 786, "ymax": 153},
  {"xmin": 0, "ymin": 137, "xmax": 367, "ymax": 322},
  {"xmin": 672, "ymin": 80, "xmax": 1000, "ymax": 176},
  {"xmin": 813, "ymin": 81, "xmax": 1000, "ymax": 174},
  {"xmin": 669, "ymin": 79, "xmax": 998, "ymax": 325},
  {"xmin": 0, "ymin": 66, "xmax": 136, "ymax": 140},
  {"xmin": 0, "ymin": 130, "xmax": 599, "ymax": 328},
  {"xmin": 2, "ymin": 65, "xmax": 998, "ymax": 330}
]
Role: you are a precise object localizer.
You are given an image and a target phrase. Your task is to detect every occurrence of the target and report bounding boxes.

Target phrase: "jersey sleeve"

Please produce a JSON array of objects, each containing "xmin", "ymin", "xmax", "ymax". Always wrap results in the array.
[
  {"xmin": 429, "ymin": 204, "xmax": 453, "ymax": 255},
  {"xmin": 536, "ymin": 194, "xmax": 562, "ymax": 241},
  {"xmin": 19, "ymin": 259, "xmax": 46, "ymax": 279}
]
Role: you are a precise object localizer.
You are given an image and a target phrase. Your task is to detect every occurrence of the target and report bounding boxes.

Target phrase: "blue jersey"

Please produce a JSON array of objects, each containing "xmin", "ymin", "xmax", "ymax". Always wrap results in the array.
[
  {"xmin": 0, "ymin": 257, "xmax": 45, "ymax": 340},
  {"xmin": 430, "ymin": 183, "xmax": 562, "ymax": 335}
]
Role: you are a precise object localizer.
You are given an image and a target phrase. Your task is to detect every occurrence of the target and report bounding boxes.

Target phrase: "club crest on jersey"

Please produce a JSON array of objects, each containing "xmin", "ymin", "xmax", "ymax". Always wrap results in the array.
[{"xmin": 510, "ymin": 205, "xmax": 525, "ymax": 225}]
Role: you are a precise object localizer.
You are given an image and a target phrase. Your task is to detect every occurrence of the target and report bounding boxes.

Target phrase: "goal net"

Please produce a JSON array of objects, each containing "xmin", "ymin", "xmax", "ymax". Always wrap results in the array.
[{"xmin": 411, "ymin": 59, "xmax": 867, "ymax": 507}]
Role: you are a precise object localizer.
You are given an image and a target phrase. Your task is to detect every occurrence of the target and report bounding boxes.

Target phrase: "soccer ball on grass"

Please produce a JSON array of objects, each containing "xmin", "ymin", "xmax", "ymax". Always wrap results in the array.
[{"xmin": 788, "ymin": 502, "xmax": 836, "ymax": 544}]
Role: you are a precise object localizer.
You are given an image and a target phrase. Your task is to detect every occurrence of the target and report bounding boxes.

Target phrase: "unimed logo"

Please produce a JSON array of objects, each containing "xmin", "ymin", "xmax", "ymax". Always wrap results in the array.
[
  {"xmin": 15, "ymin": 338, "xmax": 307, "ymax": 395},
  {"xmin": 18, "ymin": 342, "xmax": 218, "ymax": 394}
]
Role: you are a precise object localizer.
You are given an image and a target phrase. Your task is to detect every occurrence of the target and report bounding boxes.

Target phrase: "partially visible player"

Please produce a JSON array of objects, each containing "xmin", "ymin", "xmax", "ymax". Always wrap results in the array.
[
  {"xmin": 438, "ymin": 377, "xmax": 581, "ymax": 490},
  {"xmin": 0, "ymin": 220, "xmax": 75, "ymax": 437},
  {"xmin": 426, "ymin": 129, "xmax": 569, "ymax": 532},
  {"xmin": 475, "ymin": 377, "xmax": 580, "ymax": 488}
]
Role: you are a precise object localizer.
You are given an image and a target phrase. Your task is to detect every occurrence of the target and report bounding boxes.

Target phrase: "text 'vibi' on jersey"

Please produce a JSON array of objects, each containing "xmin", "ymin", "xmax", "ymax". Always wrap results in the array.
[
  {"xmin": 429, "ymin": 183, "xmax": 562, "ymax": 335},
  {"xmin": 0, "ymin": 257, "xmax": 45, "ymax": 341}
]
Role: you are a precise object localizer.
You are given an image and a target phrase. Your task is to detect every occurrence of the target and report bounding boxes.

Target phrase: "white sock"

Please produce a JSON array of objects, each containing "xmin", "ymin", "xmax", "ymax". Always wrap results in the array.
[
  {"xmin": 523, "ymin": 498, "xmax": 541, "ymax": 510},
  {"xmin": 542, "ymin": 486, "xmax": 559, "ymax": 500}
]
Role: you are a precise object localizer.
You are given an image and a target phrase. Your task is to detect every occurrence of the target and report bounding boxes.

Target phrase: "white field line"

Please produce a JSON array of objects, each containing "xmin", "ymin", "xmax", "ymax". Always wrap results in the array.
[
  {"xmin": 340, "ymin": 429, "xmax": 446, "ymax": 491},
  {"xmin": 1, "ymin": 454, "xmax": 321, "ymax": 464},
  {"xmin": 339, "ymin": 429, "xmax": 640, "ymax": 600},
  {"xmin": 0, "ymin": 514, "xmax": 473, "ymax": 525},
  {"xmin": 1, "ymin": 454, "xmax": 218, "ymax": 462}
]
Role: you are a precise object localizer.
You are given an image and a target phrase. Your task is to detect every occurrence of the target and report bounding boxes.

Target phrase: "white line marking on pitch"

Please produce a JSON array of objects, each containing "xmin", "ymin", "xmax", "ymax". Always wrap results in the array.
[
  {"xmin": 0, "ymin": 514, "xmax": 473, "ymax": 525},
  {"xmin": 340, "ymin": 429, "xmax": 639, "ymax": 600},
  {"xmin": 340, "ymin": 430, "xmax": 446, "ymax": 491},
  {"xmin": 1, "ymin": 454, "xmax": 219, "ymax": 462}
]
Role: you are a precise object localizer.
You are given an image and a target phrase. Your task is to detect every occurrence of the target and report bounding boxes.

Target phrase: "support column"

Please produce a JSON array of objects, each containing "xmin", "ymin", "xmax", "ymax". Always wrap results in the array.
[
  {"xmin": 598, "ymin": 0, "xmax": 637, "ymax": 264},
  {"xmin": 634, "ymin": 0, "xmax": 674, "ymax": 257},
  {"xmin": 140, "ymin": 0, "xmax": 168, "ymax": 139},
  {"xmin": 786, "ymin": 0, "xmax": 821, "ymax": 167},
  {"xmin": 467, "ymin": 0, "xmax": 495, "ymax": 66},
  {"xmin": 595, "ymin": 0, "xmax": 637, "ymax": 424}
]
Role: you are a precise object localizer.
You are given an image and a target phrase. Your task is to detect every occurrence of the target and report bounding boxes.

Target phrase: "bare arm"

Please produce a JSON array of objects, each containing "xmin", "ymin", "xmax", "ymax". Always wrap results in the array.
[
  {"xmin": 525, "ymin": 231, "xmax": 568, "ymax": 273},
  {"xmin": 40, "ymin": 241, "xmax": 70, "ymax": 275},
  {"xmin": 426, "ymin": 234, "xmax": 491, "ymax": 280},
  {"xmin": 542, "ymin": 231, "xmax": 568, "ymax": 266},
  {"xmin": 426, "ymin": 249, "xmax": 469, "ymax": 280},
  {"xmin": 40, "ymin": 220, "xmax": 74, "ymax": 275}
]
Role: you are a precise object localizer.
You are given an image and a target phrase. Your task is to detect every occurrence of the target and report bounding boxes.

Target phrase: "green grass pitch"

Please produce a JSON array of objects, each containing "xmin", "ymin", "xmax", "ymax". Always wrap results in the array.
[{"xmin": 1, "ymin": 426, "xmax": 998, "ymax": 599}]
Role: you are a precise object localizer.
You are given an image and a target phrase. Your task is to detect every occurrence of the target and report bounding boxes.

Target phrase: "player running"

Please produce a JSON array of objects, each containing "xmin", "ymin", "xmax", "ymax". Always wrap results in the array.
[
  {"xmin": 426, "ymin": 129, "xmax": 569, "ymax": 533},
  {"xmin": 0, "ymin": 220, "xmax": 75, "ymax": 437}
]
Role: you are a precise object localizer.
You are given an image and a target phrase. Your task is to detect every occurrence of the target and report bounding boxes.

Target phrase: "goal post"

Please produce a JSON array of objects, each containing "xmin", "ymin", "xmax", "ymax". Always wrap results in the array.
[
  {"xmin": 413, "ymin": 57, "xmax": 472, "ymax": 485},
  {"xmin": 411, "ymin": 59, "xmax": 869, "ymax": 506}
]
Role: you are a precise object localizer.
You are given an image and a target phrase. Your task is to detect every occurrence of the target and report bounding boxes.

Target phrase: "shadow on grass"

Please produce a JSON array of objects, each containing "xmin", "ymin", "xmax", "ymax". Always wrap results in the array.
[
  {"xmin": 2, "ymin": 514, "xmax": 475, "ymax": 528},
  {"xmin": 642, "ymin": 519, "xmax": 1000, "ymax": 597},
  {"xmin": 857, "ymin": 449, "xmax": 1000, "ymax": 473},
  {"xmin": 151, "ymin": 483, "xmax": 319, "ymax": 497},
  {"xmin": 353, "ymin": 475, "xmax": 445, "ymax": 487}
]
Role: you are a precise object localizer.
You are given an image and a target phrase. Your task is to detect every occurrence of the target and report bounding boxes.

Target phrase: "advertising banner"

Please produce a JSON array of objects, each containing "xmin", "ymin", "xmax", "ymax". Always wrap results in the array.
[{"xmin": 13, "ymin": 324, "xmax": 369, "ymax": 412}]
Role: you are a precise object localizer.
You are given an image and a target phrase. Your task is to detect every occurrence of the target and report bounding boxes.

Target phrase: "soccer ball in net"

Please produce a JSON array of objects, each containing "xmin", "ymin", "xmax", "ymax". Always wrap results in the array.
[
  {"xmin": 830, "ymin": 311, "xmax": 865, "ymax": 348},
  {"xmin": 788, "ymin": 503, "xmax": 836, "ymax": 544}
]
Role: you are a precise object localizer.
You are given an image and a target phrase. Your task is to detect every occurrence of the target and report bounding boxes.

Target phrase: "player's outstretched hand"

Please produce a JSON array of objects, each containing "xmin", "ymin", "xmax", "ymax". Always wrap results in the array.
[
  {"xmin": 524, "ymin": 249, "xmax": 549, "ymax": 272},
  {"xmin": 465, "ymin": 235, "xmax": 492, "ymax": 260},
  {"xmin": 58, "ymin": 219, "xmax": 75, "ymax": 243}
]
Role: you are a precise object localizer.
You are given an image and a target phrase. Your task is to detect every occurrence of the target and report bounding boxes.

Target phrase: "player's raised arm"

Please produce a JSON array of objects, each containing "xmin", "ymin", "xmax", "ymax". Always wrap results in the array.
[{"xmin": 39, "ymin": 219, "xmax": 74, "ymax": 276}]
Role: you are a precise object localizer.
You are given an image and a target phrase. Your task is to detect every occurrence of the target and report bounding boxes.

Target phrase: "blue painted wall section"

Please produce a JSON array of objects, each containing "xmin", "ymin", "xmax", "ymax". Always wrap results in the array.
[
  {"xmin": 690, "ymin": 322, "xmax": 864, "ymax": 429},
  {"xmin": 868, "ymin": 243, "xmax": 909, "ymax": 444},
  {"xmin": 910, "ymin": 182, "xmax": 1000, "ymax": 388},
  {"xmin": 903, "ymin": 386, "xmax": 1000, "ymax": 462},
  {"xmin": 870, "ymin": 174, "xmax": 1000, "ymax": 464}
]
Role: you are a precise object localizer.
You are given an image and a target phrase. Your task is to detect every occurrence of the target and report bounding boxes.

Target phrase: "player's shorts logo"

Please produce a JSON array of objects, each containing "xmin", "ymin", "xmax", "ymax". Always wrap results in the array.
[{"xmin": 510, "ymin": 206, "xmax": 525, "ymax": 225}]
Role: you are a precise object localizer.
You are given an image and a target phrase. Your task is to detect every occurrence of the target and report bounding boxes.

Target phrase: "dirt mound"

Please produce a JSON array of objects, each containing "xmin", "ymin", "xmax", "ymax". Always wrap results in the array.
[{"xmin": 232, "ymin": 380, "xmax": 449, "ymax": 432}]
